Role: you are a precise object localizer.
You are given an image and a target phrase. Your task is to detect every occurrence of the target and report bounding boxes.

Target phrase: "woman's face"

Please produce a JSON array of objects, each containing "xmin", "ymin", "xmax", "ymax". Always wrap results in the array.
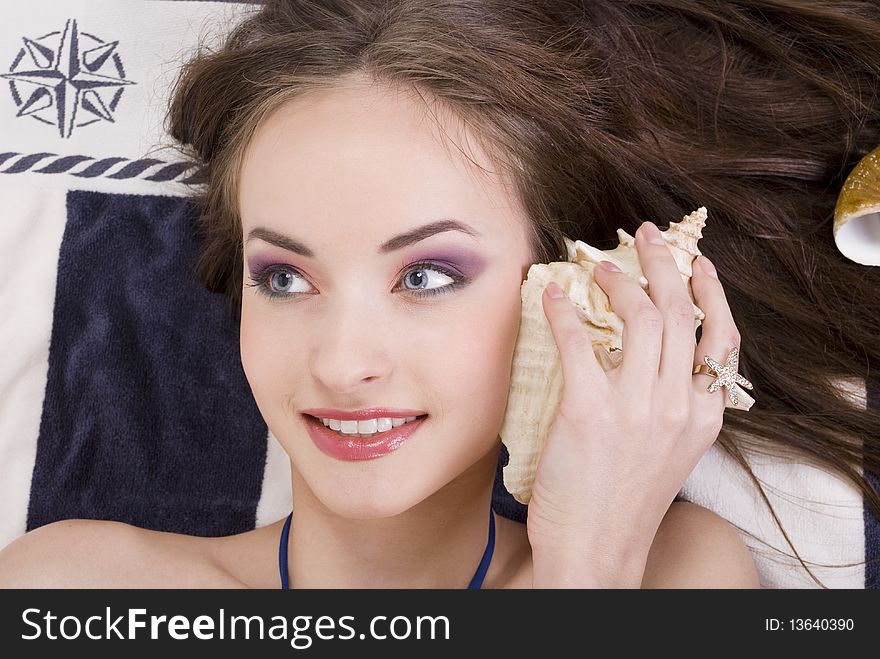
[{"xmin": 238, "ymin": 75, "xmax": 534, "ymax": 519}]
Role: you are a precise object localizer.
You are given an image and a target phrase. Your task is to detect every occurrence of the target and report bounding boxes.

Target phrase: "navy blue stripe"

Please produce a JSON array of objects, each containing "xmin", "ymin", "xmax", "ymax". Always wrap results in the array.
[
  {"xmin": 28, "ymin": 190, "xmax": 268, "ymax": 536},
  {"xmin": 108, "ymin": 159, "xmax": 165, "ymax": 179}
]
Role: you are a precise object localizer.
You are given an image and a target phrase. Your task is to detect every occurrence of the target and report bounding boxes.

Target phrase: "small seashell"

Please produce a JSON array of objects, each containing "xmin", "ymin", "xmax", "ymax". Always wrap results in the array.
[
  {"xmin": 499, "ymin": 207, "xmax": 753, "ymax": 505},
  {"xmin": 833, "ymin": 145, "xmax": 880, "ymax": 266}
]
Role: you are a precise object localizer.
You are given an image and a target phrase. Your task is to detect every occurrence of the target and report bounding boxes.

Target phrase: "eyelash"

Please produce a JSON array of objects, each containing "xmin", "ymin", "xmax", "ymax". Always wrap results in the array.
[{"xmin": 245, "ymin": 260, "xmax": 468, "ymax": 302}]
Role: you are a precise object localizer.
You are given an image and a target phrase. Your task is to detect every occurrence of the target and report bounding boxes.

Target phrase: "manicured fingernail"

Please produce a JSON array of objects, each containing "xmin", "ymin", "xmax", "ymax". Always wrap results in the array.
[
  {"xmin": 698, "ymin": 256, "xmax": 718, "ymax": 279},
  {"xmin": 546, "ymin": 281, "xmax": 564, "ymax": 298},
  {"xmin": 640, "ymin": 221, "xmax": 665, "ymax": 245},
  {"xmin": 598, "ymin": 260, "xmax": 621, "ymax": 272}
]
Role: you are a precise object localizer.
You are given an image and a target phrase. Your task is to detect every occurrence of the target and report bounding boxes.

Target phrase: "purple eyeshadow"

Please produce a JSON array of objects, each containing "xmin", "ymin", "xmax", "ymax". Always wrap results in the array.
[
  {"xmin": 405, "ymin": 248, "xmax": 486, "ymax": 278},
  {"xmin": 247, "ymin": 247, "xmax": 486, "ymax": 279},
  {"xmin": 246, "ymin": 256, "xmax": 286, "ymax": 277}
]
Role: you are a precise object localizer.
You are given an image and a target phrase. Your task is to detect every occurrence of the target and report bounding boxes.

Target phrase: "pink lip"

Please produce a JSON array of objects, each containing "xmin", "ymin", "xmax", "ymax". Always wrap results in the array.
[
  {"xmin": 303, "ymin": 414, "xmax": 427, "ymax": 461},
  {"xmin": 302, "ymin": 408, "xmax": 426, "ymax": 421}
]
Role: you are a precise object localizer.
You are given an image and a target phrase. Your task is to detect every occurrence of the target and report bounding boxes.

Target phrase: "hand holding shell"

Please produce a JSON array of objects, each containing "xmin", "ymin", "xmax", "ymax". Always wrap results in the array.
[
  {"xmin": 520, "ymin": 211, "xmax": 751, "ymax": 584},
  {"xmin": 500, "ymin": 208, "xmax": 753, "ymax": 505}
]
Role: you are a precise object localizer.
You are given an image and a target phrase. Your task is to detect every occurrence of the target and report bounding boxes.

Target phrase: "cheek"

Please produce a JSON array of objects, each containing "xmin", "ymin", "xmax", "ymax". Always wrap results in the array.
[
  {"xmin": 442, "ymin": 285, "xmax": 522, "ymax": 424},
  {"xmin": 239, "ymin": 303, "xmax": 297, "ymax": 408}
]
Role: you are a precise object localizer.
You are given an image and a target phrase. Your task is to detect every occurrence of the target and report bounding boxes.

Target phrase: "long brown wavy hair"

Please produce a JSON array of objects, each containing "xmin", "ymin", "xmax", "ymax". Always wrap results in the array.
[{"xmin": 164, "ymin": 0, "xmax": 880, "ymax": 587}]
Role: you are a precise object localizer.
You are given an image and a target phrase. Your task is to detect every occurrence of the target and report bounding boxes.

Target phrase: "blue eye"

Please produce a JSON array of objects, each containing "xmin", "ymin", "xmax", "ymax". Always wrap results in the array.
[
  {"xmin": 399, "ymin": 262, "xmax": 462, "ymax": 297},
  {"xmin": 266, "ymin": 270, "xmax": 296, "ymax": 295},
  {"xmin": 245, "ymin": 260, "xmax": 468, "ymax": 301},
  {"xmin": 244, "ymin": 267, "xmax": 307, "ymax": 300}
]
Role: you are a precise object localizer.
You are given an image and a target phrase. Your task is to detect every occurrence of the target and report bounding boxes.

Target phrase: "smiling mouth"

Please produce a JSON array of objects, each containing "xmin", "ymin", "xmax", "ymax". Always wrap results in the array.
[
  {"xmin": 306, "ymin": 414, "xmax": 429, "ymax": 438},
  {"xmin": 303, "ymin": 413, "xmax": 429, "ymax": 461}
]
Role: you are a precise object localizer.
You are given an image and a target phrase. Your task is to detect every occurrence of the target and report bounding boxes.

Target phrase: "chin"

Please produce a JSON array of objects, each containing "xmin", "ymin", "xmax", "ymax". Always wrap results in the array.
[
  {"xmin": 320, "ymin": 492, "xmax": 425, "ymax": 521},
  {"xmin": 301, "ymin": 470, "xmax": 431, "ymax": 520}
]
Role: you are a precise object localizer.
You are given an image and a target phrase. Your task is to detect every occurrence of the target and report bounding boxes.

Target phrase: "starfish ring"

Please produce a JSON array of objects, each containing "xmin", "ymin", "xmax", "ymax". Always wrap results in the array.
[{"xmin": 692, "ymin": 346, "xmax": 754, "ymax": 407}]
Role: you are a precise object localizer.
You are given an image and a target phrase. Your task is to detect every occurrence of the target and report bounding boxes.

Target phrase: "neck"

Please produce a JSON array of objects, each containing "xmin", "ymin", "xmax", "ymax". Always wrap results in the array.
[{"xmin": 285, "ymin": 445, "xmax": 499, "ymax": 588}]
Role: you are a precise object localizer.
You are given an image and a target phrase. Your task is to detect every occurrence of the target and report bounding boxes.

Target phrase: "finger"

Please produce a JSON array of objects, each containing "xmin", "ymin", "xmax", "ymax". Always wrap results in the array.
[
  {"xmin": 690, "ymin": 255, "xmax": 742, "ymax": 412},
  {"xmin": 541, "ymin": 281, "xmax": 608, "ymax": 403},
  {"xmin": 635, "ymin": 221, "xmax": 699, "ymax": 391},
  {"xmin": 591, "ymin": 260, "xmax": 662, "ymax": 393}
]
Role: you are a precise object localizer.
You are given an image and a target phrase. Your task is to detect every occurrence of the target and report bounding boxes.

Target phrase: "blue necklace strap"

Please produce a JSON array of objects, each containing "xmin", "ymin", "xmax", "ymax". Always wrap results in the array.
[
  {"xmin": 280, "ymin": 507, "xmax": 495, "ymax": 589},
  {"xmin": 279, "ymin": 512, "xmax": 293, "ymax": 590},
  {"xmin": 467, "ymin": 507, "xmax": 495, "ymax": 590}
]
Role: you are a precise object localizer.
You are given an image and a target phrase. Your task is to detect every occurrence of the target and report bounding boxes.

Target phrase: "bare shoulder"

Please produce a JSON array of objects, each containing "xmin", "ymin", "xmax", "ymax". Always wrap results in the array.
[
  {"xmin": 641, "ymin": 501, "xmax": 761, "ymax": 589},
  {"xmin": 0, "ymin": 519, "xmax": 246, "ymax": 588}
]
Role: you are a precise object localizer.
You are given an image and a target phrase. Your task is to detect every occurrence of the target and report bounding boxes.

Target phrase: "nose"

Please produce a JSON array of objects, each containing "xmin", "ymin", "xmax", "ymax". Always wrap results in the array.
[{"xmin": 308, "ymin": 299, "xmax": 393, "ymax": 394}]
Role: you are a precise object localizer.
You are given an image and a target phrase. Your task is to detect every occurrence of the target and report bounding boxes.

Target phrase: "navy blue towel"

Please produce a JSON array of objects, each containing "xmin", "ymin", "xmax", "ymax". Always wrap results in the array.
[{"xmin": 28, "ymin": 190, "xmax": 268, "ymax": 537}]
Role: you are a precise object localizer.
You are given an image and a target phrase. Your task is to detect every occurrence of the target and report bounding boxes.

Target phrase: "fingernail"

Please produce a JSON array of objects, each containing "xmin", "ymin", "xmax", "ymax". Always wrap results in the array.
[
  {"xmin": 546, "ymin": 281, "xmax": 564, "ymax": 298},
  {"xmin": 698, "ymin": 256, "xmax": 718, "ymax": 279},
  {"xmin": 640, "ymin": 222, "xmax": 665, "ymax": 245},
  {"xmin": 598, "ymin": 260, "xmax": 621, "ymax": 272}
]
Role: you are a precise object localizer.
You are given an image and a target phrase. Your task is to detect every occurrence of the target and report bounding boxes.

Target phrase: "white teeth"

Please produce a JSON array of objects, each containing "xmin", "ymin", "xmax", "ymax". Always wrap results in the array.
[
  {"xmin": 357, "ymin": 419, "xmax": 379, "ymax": 435},
  {"xmin": 320, "ymin": 416, "xmax": 421, "ymax": 437}
]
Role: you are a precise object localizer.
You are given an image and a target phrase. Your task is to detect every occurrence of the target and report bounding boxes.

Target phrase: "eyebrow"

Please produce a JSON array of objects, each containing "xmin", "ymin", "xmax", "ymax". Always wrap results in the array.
[{"xmin": 245, "ymin": 218, "xmax": 481, "ymax": 257}]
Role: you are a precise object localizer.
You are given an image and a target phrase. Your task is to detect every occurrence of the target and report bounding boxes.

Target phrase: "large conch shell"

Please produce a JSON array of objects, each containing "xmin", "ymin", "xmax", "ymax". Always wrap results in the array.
[{"xmin": 500, "ymin": 207, "xmax": 754, "ymax": 505}]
